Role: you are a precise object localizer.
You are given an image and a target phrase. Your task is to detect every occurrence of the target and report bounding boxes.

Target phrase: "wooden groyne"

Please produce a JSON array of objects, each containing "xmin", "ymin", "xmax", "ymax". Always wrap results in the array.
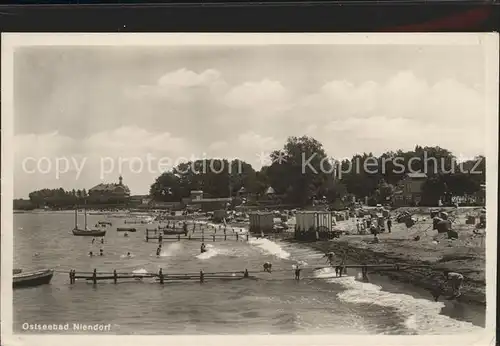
[
  {"xmin": 145, "ymin": 229, "xmax": 249, "ymax": 242},
  {"xmin": 68, "ymin": 268, "xmax": 251, "ymax": 284},
  {"xmin": 66, "ymin": 263, "xmax": 414, "ymax": 285}
]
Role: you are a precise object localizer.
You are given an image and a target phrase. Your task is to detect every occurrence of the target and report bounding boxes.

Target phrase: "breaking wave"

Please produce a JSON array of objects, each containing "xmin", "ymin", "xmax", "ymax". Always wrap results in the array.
[
  {"xmin": 248, "ymin": 237, "xmax": 290, "ymax": 260},
  {"xmin": 159, "ymin": 243, "xmax": 183, "ymax": 257},
  {"xmin": 196, "ymin": 244, "xmax": 222, "ymax": 260},
  {"xmin": 314, "ymin": 267, "xmax": 482, "ymax": 334}
]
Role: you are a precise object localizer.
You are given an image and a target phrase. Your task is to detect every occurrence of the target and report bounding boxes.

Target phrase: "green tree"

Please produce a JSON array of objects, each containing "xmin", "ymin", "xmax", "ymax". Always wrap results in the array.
[{"xmin": 267, "ymin": 136, "xmax": 334, "ymax": 205}]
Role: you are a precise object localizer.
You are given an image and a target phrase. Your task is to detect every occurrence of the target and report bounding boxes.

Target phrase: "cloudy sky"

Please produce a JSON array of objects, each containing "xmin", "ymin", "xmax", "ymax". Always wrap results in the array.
[{"xmin": 13, "ymin": 44, "xmax": 487, "ymax": 198}]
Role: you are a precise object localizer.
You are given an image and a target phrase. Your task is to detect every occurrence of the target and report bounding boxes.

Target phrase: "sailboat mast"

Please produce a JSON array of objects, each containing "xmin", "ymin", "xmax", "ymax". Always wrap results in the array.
[
  {"xmin": 75, "ymin": 206, "xmax": 78, "ymax": 229},
  {"xmin": 84, "ymin": 200, "xmax": 87, "ymax": 229}
]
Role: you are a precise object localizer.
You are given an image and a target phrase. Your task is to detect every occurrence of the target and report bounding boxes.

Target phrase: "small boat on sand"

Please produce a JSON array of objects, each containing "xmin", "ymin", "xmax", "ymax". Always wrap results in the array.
[
  {"xmin": 117, "ymin": 227, "xmax": 137, "ymax": 232},
  {"xmin": 98, "ymin": 221, "xmax": 113, "ymax": 226},
  {"xmin": 13, "ymin": 269, "xmax": 54, "ymax": 288}
]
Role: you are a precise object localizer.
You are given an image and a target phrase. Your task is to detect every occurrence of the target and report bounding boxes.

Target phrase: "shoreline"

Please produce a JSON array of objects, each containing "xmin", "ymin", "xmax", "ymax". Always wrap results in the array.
[{"xmin": 287, "ymin": 238, "xmax": 486, "ymax": 307}]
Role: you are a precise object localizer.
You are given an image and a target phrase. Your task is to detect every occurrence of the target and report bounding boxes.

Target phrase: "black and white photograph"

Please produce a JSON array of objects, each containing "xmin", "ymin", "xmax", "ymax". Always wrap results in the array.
[{"xmin": 1, "ymin": 33, "xmax": 498, "ymax": 345}]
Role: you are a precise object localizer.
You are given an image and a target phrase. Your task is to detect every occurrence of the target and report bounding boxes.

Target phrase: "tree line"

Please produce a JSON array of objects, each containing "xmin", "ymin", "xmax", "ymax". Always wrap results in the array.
[
  {"xmin": 149, "ymin": 136, "xmax": 485, "ymax": 207},
  {"xmin": 16, "ymin": 136, "xmax": 485, "ymax": 210},
  {"xmin": 17, "ymin": 188, "xmax": 90, "ymax": 209}
]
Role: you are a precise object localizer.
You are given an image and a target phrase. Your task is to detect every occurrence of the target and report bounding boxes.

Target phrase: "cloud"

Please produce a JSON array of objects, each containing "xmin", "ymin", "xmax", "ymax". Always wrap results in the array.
[
  {"xmin": 208, "ymin": 141, "xmax": 228, "ymax": 151},
  {"xmin": 223, "ymin": 79, "xmax": 291, "ymax": 112},
  {"xmin": 157, "ymin": 68, "xmax": 221, "ymax": 88},
  {"xmin": 13, "ymin": 126, "xmax": 283, "ymax": 197},
  {"xmin": 237, "ymin": 131, "xmax": 280, "ymax": 152},
  {"xmin": 14, "ymin": 126, "xmax": 192, "ymax": 197},
  {"xmin": 83, "ymin": 125, "xmax": 188, "ymax": 154},
  {"xmin": 297, "ymin": 71, "xmax": 484, "ymax": 126},
  {"xmin": 14, "ymin": 68, "xmax": 486, "ymax": 198},
  {"xmin": 323, "ymin": 116, "xmax": 484, "ymax": 159},
  {"xmin": 126, "ymin": 68, "xmax": 228, "ymax": 101}
]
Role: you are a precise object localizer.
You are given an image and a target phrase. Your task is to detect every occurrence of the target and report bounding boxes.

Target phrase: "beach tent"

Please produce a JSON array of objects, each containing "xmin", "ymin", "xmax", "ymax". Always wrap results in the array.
[
  {"xmin": 265, "ymin": 187, "xmax": 276, "ymax": 195},
  {"xmin": 432, "ymin": 217, "xmax": 443, "ymax": 230},
  {"xmin": 436, "ymin": 219, "xmax": 452, "ymax": 233}
]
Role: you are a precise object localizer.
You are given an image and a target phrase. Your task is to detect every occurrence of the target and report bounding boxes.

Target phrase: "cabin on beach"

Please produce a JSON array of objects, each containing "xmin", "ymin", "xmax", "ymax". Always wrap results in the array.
[
  {"xmin": 249, "ymin": 212, "xmax": 274, "ymax": 234},
  {"xmin": 294, "ymin": 211, "xmax": 338, "ymax": 241},
  {"xmin": 295, "ymin": 211, "xmax": 334, "ymax": 232}
]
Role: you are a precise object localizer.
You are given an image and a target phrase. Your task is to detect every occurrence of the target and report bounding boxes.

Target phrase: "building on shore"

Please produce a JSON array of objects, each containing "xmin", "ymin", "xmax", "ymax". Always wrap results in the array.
[
  {"xmin": 190, "ymin": 190, "xmax": 203, "ymax": 201},
  {"xmin": 197, "ymin": 198, "xmax": 233, "ymax": 212},
  {"xmin": 392, "ymin": 173, "xmax": 427, "ymax": 207},
  {"xmin": 179, "ymin": 190, "xmax": 233, "ymax": 212},
  {"xmin": 128, "ymin": 195, "xmax": 151, "ymax": 206},
  {"xmin": 88, "ymin": 176, "xmax": 131, "ymax": 204}
]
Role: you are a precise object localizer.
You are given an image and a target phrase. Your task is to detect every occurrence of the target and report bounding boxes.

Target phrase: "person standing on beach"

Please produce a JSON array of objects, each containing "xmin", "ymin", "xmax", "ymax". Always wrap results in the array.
[
  {"xmin": 294, "ymin": 264, "xmax": 301, "ymax": 280},
  {"xmin": 323, "ymin": 252, "xmax": 335, "ymax": 266},
  {"xmin": 387, "ymin": 218, "xmax": 392, "ymax": 233},
  {"xmin": 444, "ymin": 271, "xmax": 464, "ymax": 298}
]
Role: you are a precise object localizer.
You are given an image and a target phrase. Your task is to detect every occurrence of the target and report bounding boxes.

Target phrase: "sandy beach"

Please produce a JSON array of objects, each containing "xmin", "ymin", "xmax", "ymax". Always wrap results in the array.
[{"xmin": 287, "ymin": 207, "xmax": 486, "ymax": 305}]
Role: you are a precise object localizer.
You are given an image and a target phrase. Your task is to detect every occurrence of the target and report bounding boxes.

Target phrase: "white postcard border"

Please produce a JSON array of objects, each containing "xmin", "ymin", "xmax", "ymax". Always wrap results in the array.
[{"xmin": 1, "ymin": 32, "xmax": 498, "ymax": 346}]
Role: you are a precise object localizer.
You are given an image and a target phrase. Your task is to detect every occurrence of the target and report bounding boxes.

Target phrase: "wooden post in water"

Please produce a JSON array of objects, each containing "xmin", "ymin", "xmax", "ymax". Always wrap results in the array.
[
  {"xmin": 159, "ymin": 268, "xmax": 164, "ymax": 284},
  {"xmin": 200, "ymin": 270, "xmax": 204, "ymax": 284},
  {"xmin": 189, "ymin": 234, "xmax": 191, "ymax": 240},
  {"xmin": 69, "ymin": 270, "xmax": 73, "ymax": 284},
  {"xmin": 92, "ymin": 269, "xmax": 97, "ymax": 285},
  {"xmin": 361, "ymin": 265, "xmax": 368, "ymax": 281},
  {"xmin": 212, "ymin": 234, "xmax": 215, "ymax": 242},
  {"xmin": 246, "ymin": 234, "xmax": 249, "ymax": 241},
  {"xmin": 236, "ymin": 233, "xmax": 239, "ymax": 241},
  {"xmin": 145, "ymin": 229, "xmax": 149, "ymax": 242},
  {"xmin": 113, "ymin": 269, "xmax": 117, "ymax": 284},
  {"xmin": 177, "ymin": 234, "xmax": 181, "ymax": 241},
  {"xmin": 224, "ymin": 234, "xmax": 227, "ymax": 241}
]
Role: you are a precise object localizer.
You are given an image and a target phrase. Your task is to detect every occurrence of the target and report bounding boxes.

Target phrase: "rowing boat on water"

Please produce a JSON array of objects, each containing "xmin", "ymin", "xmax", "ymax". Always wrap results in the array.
[
  {"xmin": 13, "ymin": 269, "xmax": 54, "ymax": 288},
  {"xmin": 117, "ymin": 227, "xmax": 137, "ymax": 232}
]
